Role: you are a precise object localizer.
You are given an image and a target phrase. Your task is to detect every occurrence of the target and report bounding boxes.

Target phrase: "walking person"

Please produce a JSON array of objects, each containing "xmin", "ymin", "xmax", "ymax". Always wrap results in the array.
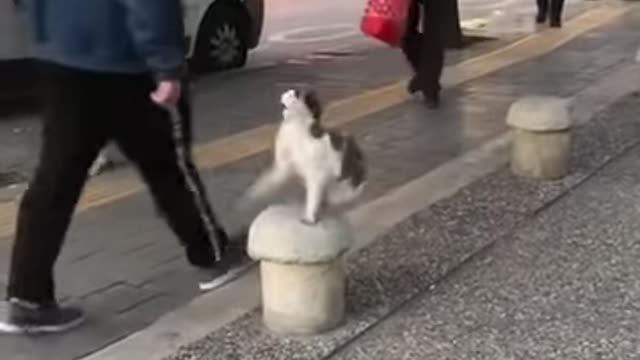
[
  {"xmin": 0, "ymin": 0, "xmax": 247, "ymax": 334},
  {"xmin": 536, "ymin": 0, "xmax": 565, "ymax": 28},
  {"xmin": 401, "ymin": 0, "xmax": 446, "ymax": 109}
]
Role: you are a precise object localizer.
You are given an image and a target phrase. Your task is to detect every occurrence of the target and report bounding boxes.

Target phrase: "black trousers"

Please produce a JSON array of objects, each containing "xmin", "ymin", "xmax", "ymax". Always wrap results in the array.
[
  {"xmin": 537, "ymin": 0, "xmax": 565, "ymax": 22},
  {"xmin": 7, "ymin": 62, "xmax": 226, "ymax": 303},
  {"xmin": 401, "ymin": 0, "xmax": 445, "ymax": 96}
]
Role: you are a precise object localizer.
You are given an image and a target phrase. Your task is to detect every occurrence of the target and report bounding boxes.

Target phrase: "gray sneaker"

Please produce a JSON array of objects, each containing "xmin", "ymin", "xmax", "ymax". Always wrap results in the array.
[
  {"xmin": 197, "ymin": 246, "xmax": 254, "ymax": 291},
  {"xmin": 0, "ymin": 299, "xmax": 85, "ymax": 335}
]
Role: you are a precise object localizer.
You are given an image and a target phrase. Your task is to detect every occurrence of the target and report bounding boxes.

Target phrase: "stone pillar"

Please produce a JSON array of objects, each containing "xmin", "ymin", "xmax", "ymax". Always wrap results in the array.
[
  {"xmin": 247, "ymin": 204, "xmax": 353, "ymax": 335},
  {"xmin": 506, "ymin": 96, "xmax": 572, "ymax": 180}
]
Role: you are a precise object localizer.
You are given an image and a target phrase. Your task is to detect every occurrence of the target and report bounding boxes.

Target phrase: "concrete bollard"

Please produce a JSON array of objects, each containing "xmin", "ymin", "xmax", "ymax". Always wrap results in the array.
[
  {"xmin": 247, "ymin": 204, "xmax": 353, "ymax": 335},
  {"xmin": 506, "ymin": 96, "xmax": 572, "ymax": 180}
]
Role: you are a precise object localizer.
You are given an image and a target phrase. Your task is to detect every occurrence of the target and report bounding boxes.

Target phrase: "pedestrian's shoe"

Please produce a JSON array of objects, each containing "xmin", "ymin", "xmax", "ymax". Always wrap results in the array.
[
  {"xmin": 422, "ymin": 89, "xmax": 440, "ymax": 109},
  {"xmin": 0, "ymin": 299, "xmax": 85, "ymax": 334},
  {"xmin": 197, "ymin": 246, "xmax": 254, "ymax": 291},
  {"xmin": 186, "ymin": 228, "xmax": 231, "ymax": 269},
  {"xmin": 535, "ymin": 13, "xmax": 547, "ymax": 24},
  {"xmin": 550, "ymin": 18, "xmax": 562, "ymax": 28},
  {"xmin": 407, "ymin": 76, "xmax": 421, "ymax": 94}
]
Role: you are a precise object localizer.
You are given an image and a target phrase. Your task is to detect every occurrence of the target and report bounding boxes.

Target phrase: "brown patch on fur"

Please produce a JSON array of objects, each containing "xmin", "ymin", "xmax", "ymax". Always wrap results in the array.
[
  {"xmin": 303, "ymin": 90, "xmax": 323, "ymax": 121},
  {"xmin": 327, "ymin": 131, "xmax": 345, "ymax": 150},
  {"xmin": 310, "ymin": 121, "xmax": 324, "ymax": 138},
  {"xmin": 340, "ymin": 136, "xmax": 366, "ymax": 187},
  {"xmin": 301, "ymin": 90, "xmax": 324, "ymax": 138}
]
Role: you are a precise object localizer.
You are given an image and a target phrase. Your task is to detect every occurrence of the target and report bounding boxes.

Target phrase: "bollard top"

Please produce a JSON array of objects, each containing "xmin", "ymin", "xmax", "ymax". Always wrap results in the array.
[
  {"xmin": 247, "ymin": 204, "xmax": 353, "ymax": 265},
  {"xmin": 506, "ymin": 96, "xmax": 572, "ymax": 132}
]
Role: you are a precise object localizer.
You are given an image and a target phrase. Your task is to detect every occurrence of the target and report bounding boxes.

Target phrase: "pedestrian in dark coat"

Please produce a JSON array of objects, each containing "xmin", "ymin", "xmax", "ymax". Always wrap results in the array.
[
  {"xmin": 401, "ymin": 0, "xmax": 446, "ymax": 108},
  {"xmin": 536, "ymin": 0, "xmax": 566, "ymax": 28}
]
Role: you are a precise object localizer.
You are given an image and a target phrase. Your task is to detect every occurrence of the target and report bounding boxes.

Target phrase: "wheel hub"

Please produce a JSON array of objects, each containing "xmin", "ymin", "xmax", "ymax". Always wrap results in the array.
[{"xmin": 209, "ymin": 24, "xmax": 241, "ymax": 64}]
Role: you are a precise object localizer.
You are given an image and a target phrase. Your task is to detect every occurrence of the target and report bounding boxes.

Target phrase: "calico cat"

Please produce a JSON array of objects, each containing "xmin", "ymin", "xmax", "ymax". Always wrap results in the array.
[{"xmin": 243, "ymin": 89, "xmax": 366, "ymax": 224}]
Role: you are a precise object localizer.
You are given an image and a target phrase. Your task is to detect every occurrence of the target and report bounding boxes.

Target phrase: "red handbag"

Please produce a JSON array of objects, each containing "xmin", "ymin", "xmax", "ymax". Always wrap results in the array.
[{"xmin": 360, "ymin": 0, "xmax": 411, "ymax": 47}]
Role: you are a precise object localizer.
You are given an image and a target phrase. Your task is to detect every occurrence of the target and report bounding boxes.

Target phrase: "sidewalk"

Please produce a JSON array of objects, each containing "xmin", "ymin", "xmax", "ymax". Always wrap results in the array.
[
  {"xmin": 163, "ymin": 86, "xmax": 640, "ymax": 360},
  {"xmin": 0, "ymin": 2, "xmax": 638, "ymax": 360},
  {"xmin": 0, "ymin": 30, "xmax": 506, "ymax": 183},
  {"xmin": 161, "ymin": 17, "xmax": 640, "ymax": 360},
  {"xmin": 0, "ymin": 0, "xmax": 597, "ymax": 183},
  {"xmin": 329, "ymin": 93, "xmax": 640, "ymax": 360}
]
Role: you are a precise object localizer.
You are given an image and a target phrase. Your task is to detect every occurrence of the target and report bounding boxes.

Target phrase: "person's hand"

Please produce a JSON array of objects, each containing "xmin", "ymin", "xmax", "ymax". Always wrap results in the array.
[{"xmin": 150, "ymin": 80, "xmax": 181, "ymax": 106}]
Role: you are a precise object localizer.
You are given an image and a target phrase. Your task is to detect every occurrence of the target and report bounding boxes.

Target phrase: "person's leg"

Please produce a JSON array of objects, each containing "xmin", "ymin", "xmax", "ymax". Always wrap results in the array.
[
  {"xmin": 550, "ymin": 0, "xmax": 565, "ymax": 27},
  {"xmin": 113, "ymin": 80, "xmax": 250, "ymax": 291},
  {"xmin": 419, "ymin": 0, "xmax": 445, "ymax": 108},
  {"xmin": 536, "ymin": 0, "xmax": 549, "ymax": 23},
  {"xmin": 2, "ymin": 63, "xmax": 109, "ymax": 334},
  {"xmin": 111, "ymin": 77, "xmax": 229, "ymax": 269},
  {"xmin": 401, "ymin": 0, "xmax": 421, "ymax": 93}
]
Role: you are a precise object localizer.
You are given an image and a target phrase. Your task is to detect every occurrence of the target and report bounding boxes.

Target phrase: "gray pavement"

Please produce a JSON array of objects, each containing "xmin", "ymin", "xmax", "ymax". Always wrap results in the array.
[
  {"xmin": 0, "ymin": 3, "xmax": 637, "ymax": 360},
  {"xmin": 331, "ymin": 93, "xmax": 640, "ymax": 360},
  {"xmin": 0, "ymin": 29, "xmax": 510, "ymax": 360},
  {"xmin": 0, "ymin": 36, "xmax": 505, "ymax": 184},
  {"xmin": 163, "ymin": 76, "xmax": 640, "ymax": 360},
  {"xmin": 0, "ymin": 0, "xmax": 599, "ymax": 184}
]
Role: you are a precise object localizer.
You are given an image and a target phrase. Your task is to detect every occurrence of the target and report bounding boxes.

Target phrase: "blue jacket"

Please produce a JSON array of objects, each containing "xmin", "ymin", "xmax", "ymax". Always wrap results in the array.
[{"xmin": 17, "ymin": 0, "xmax": 186, "ymax": 79}]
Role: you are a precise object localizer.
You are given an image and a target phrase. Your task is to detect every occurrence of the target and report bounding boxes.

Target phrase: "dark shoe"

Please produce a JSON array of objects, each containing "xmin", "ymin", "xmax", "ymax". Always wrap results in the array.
[
  {"xmin": 186, "ymin": 228, "xmax": 231, "ymax": 268},
  {"xmin": 550, "ymin": 19, "xmax": 562, "ymax": 28},
  {"xmin": 197, "ymin": 246, "xmax": 254, "ymax": 291},
  {"xmin": 535, "ymin": 13, "xmax": 546, "ymax": 24},
  {"xmin": 0, "ymin": 299, "xmax": 85, "ymax": 334},
  {"xmin": 407, "ymin": 76, "xmax": 421, "ymax": 94},
  {"xmin": 422, "ymin": 90, "xmax": 440, "ymax": 109}
]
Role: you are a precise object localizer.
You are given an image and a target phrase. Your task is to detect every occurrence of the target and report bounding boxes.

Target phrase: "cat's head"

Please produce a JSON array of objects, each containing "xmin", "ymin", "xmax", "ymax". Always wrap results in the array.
[{"xmin": 281, "ymin": 89, "xmax": 323, "ymax": 122}]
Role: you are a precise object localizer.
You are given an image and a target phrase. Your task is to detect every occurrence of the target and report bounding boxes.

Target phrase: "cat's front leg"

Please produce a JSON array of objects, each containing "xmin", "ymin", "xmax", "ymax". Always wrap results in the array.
[
  {"xmin": 302, "ymin": 178, "xmax": 326, "ymax": 225},
  {"xmin": 243, "ymin": 165, "xmax": 290, "ymax": 204}
]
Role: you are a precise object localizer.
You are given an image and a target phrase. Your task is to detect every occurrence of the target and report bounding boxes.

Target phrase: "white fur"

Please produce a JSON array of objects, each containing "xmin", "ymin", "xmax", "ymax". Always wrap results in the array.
[{"xmin": 243, "ymin": 89, "xmax": 364, "ymax": 224}]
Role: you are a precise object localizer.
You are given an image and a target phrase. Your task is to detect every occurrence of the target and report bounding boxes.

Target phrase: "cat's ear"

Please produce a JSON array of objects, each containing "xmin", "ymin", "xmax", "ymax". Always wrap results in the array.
[{"xmin": 303, "ymin": 90, "xmax": 323, "ymax": 120}]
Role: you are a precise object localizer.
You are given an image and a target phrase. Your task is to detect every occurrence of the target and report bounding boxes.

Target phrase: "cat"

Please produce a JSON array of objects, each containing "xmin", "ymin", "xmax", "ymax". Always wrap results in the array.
[{"xmin": 242, "ymin": 89, "xmax": 366, "ymax": 224}]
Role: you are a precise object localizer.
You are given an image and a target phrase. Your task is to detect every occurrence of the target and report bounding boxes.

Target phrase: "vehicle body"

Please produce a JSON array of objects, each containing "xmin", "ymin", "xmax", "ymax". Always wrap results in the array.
[{"xmin": 0, "ymin": 0, "xmax": 264, "ymax": 72}]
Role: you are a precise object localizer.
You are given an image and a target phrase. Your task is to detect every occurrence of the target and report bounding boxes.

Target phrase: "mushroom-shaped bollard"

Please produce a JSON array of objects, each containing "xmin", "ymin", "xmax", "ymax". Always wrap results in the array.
[
  {"xmin": 507, "ymin": 96, "xmax": 572, "ymax": 180},
  {"xmin": 248, "ymin": 204, "xmax": 353, "ymax": 335}
]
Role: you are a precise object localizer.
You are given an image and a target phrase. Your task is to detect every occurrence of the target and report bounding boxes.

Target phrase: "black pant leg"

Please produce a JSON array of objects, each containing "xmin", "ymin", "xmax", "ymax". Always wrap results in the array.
[
  {"xmin": 401, "ymin": 0, "xmax": 422, "ymax": 73},
  {"xmin": 112, "ymin": 78, "xmax": 226, "ymax": 268},
  {"xmin": 7, "ymin": 63, "xmax": 109, "ymax": 303},
  {"xmin": 550, "ymin": 0, "xmax": 565, "ymax": 22},
  {"xmin": 537, "ymin": 0, "xmax": 549, "ymax": 18},
  {"xmin": 419, "ymin": 0, "xmax": 445, "ymax": 95}
]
